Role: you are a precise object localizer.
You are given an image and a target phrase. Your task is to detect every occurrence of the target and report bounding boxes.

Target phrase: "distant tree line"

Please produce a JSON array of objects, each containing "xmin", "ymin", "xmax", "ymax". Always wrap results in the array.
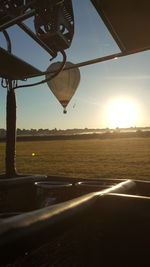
[
  {"xmin": 0, "ymin": 126, "xmax": 150, "ymax": 138},
  {"xmin": 0, "ymin": 127, "xmax": 107, "ymax": 137}
]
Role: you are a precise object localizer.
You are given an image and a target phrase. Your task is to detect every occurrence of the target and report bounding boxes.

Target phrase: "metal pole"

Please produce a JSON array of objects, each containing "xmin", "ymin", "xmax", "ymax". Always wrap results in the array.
[
  {"xmin": 18, "ymin": 22, "xmax": 55, "ymax": 57},
  {"xmin": 62, "ymin": 47, "xmax": 150, "ymax": 70},
  {"xmin": 3, "ymin": 30, "xmax": 17, "ymax": 178},
  {"xmin": 6, "ymin": 81, "xmax": 17, "ymax": 178},
  {"xmin": 0, "ymin": 10, "xmax": 35, "ymax": 32}
]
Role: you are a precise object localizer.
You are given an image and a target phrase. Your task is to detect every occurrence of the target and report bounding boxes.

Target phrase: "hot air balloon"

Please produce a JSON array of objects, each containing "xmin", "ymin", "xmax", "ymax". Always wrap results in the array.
[{"xmin": 46, "ymin": 62, "xmax": 80, "ymax": 113}]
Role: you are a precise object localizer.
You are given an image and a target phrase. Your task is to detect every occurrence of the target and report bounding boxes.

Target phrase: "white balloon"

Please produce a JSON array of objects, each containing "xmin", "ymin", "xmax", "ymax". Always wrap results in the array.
[{"xmin": 46, "ymin": 62, "xmax": 80, "ymax": 113}]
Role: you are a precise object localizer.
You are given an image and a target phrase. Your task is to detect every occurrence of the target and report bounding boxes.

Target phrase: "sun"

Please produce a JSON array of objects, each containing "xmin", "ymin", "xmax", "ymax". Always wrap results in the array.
[{"xmin": 106, "ymin": 98, "xmax": 138, "ymax": 128}]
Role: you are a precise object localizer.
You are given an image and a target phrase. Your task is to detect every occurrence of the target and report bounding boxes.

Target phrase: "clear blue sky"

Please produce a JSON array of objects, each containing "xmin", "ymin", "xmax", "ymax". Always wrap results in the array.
[{"xmin": 0, "ymin": 0, "xmax": 150, "ymax": 130}]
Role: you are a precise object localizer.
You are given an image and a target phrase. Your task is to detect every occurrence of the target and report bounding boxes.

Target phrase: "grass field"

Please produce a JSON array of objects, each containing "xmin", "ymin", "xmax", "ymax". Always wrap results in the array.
[{"xmin": 1, "ymin": 137, "xmax": 150, "ymax": 180}]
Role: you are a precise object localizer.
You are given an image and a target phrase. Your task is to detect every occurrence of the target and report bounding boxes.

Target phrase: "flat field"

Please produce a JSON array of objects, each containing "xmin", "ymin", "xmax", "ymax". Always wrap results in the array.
[{"xmin": 1, "ymin": 137, "xmax": 150, "ymax": 180}]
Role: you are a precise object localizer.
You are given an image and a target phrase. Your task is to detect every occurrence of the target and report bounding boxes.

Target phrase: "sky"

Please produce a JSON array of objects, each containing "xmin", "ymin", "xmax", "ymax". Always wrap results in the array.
[{"xmin": 0, "ymin": 0, "xmax": 150, "ymax": 130}]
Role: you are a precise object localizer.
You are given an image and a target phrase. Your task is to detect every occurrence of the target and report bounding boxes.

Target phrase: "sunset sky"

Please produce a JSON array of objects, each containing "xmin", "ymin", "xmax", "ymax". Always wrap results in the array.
[{"xmin": 0, "ymin": 0, "xmax": 150, "ymax": 130}]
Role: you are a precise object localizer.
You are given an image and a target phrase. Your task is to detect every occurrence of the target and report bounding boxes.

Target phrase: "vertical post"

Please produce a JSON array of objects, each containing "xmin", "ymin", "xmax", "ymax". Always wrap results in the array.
[
  {"xmin": 3, "ymin": 30, "xmax": 17, "ymax": 178},
  {"xmin": 5, "ymin": 80, "xmax": 17, "ymax": 178}
]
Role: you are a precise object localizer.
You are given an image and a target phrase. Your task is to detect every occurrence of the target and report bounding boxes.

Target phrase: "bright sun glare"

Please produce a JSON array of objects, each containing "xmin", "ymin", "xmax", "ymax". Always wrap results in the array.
[{"xmin": 106, "ymin": 98, "xmax": 138, "ymax": 128}]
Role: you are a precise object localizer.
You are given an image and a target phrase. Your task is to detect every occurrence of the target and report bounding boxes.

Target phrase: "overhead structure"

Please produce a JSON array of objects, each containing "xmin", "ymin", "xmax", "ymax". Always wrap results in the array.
[
  {"xmin": 0, "ymin": 47, "xmax": 42, "ymax": 80},
  {"xmin": 34, "ymin": 0, "xmax": 74, "ymax": 57},
  {"xmin": 91, "ymin": 0, "xmax": 150, "ymax": 53},
  {"xmin": 0, "ymin": 0, "xmax": 74, "ymax": 59},
  {"xmin": 0, "ymin": 0, "xmax": 150, "ymax": 81}
]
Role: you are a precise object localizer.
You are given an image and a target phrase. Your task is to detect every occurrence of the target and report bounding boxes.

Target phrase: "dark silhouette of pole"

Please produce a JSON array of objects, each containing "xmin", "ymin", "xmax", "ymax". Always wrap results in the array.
[
  {"xmin": 3, "ymin": 30, "xmax": 17, "ymax": 178},
  {"xmin": 6, "ymin": 80, "xmax": 17, "ymax": 178}
]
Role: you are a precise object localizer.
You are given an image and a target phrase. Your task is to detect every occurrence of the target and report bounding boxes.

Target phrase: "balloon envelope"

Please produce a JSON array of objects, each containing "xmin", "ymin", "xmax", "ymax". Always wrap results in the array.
[{"xmin": 46, "ymin": 62, "xmax": 80, "ymax": 112}]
